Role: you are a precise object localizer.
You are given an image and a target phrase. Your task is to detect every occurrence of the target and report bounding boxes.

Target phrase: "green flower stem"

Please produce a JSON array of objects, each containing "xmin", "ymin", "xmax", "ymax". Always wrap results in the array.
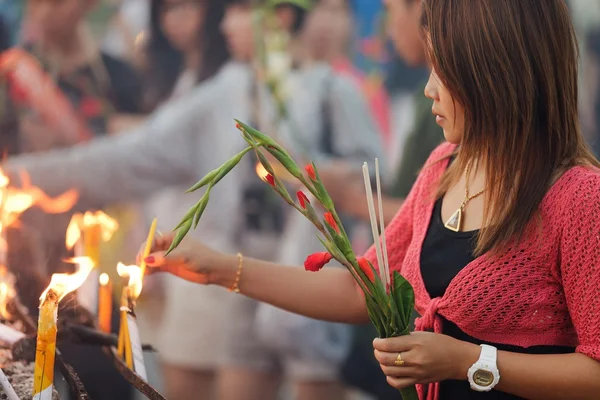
[{"xmin": 399, "ymin": 386, "xmax": 419, "ymax": 400}]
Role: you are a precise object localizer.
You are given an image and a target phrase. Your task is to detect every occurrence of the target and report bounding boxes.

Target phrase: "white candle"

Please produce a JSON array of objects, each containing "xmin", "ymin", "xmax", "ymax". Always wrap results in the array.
[
  {"xmin": 0, "ymin": 323, "xmax": 25, "ymax": 345},
  {"xmin": 0, "ymin": 367, "xmax": 19, "ymax": 400},
  {"xmin": 75, "ymin": 237, "xmax": 99, "ymax": 314},
  {"xmin": 126, "ymin": 314, "xmax": 147, "ymax": 380},
  {"xmin": 362, "ymin": 163, "xmax": 387, "ymax": 286}
]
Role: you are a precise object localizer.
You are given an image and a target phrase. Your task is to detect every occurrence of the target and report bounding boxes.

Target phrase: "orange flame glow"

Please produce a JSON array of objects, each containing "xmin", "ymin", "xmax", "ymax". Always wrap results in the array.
[
  {"xmin": 40, "ymin": 257, "xmax": 94, "ymax": 304},
  {"xmin": 65, "ymin": 211, "xmax": 119, "ymax": 250},
  {"xmin": 0, "ymin": 267, "xmax": 15, "ymax": 319},
  {"xmin": 2, "ymin": 170, "xmax": 78, "ymax": 228},
  {"xmin": 117, "ymin": 263, "xmax": 143, "ymax": 300}
]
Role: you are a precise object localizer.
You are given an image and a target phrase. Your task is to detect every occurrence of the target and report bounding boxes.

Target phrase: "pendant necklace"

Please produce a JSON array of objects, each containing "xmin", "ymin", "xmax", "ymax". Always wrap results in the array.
[{"xmin": 444, "ymin": 163, "xmax": 485, "ymax": 232}]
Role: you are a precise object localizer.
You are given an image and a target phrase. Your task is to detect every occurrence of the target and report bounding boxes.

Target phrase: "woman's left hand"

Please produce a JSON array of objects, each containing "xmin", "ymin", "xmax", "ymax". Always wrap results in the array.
[{"xmin": 373, "ymin": 332, "xmax": 480, "ymax": 389}]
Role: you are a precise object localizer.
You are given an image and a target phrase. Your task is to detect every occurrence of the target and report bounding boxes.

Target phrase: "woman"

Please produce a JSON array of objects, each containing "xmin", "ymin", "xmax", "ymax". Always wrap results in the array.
[
  {"xmin": 142, "ymin": 0, "xmax": 228, "ymax": 109},
  {"xmin": 142, "ymin": 1, "xmax": 600, "ymax": 399},
  {"xmin": 302, "ymin": 0, "xmax": 391, "ymax": 144}
]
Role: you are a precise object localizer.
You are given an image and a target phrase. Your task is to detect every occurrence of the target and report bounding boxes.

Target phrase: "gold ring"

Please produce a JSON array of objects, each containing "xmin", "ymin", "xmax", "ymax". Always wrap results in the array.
[{"xmin": 394, "ymin": 352, "xmax": 405, "ymax": 367}]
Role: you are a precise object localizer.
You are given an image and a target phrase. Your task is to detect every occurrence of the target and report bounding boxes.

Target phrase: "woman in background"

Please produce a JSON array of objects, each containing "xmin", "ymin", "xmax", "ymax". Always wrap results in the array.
[
  {"xmin": 4, "ymin": 1, "xmax": 242, "ymax": 398},
  {"xmin": 135, "ymin": 0, "xmax": 232, "ymax": 398},
  {"xmin": 303, "ymin": 0, "xmax": 390, "ymax": 145}
]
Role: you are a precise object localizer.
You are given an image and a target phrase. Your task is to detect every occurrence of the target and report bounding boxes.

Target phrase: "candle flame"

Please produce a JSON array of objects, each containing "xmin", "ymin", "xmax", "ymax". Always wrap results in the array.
[
  {"xmin": 117, "ymin": 263, "xmax": 143, "ymax": 300},
  {"xmin": 0, "ymin": 266, "xmax": 15, "ymax": 319},
  {"xmin": 65, "ymin": 211, "xmax": 119, "ymax": 250},
  {"xmin": 255, "ymin": 162, "xmax": 269, "ymax": 181},
  {"xmin": 40, "ymin": 257, "xmax": 94, "ymax": 304},
  {"xmin": 99, "ymin": 273, "xmax": 109, "ymax": 286},
  {"xmin": 3, "ymin": 170, "xmax": 78, "ymax": 227}
]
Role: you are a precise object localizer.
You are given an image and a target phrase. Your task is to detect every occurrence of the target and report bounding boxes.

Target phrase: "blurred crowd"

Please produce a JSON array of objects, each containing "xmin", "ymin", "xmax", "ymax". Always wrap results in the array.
[{"xmin": 0, "ymin": 0, "xmax": 598, "ymax": 400}]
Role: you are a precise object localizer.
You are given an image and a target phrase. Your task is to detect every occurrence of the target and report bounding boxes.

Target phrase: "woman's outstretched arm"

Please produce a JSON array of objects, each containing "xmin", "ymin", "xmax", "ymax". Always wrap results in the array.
[{"xmin": 144, "ymin": 236, "xmax": 370, "ymax": 324}]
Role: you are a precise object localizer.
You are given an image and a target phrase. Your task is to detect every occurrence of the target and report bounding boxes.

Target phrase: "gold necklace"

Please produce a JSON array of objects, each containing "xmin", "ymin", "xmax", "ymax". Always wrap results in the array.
[{"xmin": 444, "ymin": 164, "xmax": 485, "ymax": 232}]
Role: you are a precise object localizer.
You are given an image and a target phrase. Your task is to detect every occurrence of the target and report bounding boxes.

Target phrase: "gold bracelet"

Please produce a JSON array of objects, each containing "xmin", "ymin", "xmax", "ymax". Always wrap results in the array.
[{"xmin": 229, "ymin": 253, "xmax": 244, "ymax": 293}]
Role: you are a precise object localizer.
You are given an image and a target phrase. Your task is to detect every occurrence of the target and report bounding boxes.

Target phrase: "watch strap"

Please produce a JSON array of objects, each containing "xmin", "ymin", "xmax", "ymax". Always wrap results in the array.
[{"xmin": 479, "ymin": 344, "xmax": 497, "ymax": 364}]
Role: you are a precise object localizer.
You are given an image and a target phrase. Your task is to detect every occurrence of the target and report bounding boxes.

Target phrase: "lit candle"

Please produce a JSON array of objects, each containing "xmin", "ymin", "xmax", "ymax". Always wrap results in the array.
[
  {"xmin": 98, "ymin": 273, "xmax": 112, "ymax": 334},
  {"xmin": 33, "ymin": 257, "xmax": 93, "ymax": 400},
  {"xmin": 67, "ymin": 212, "xmax": 118, "ymax": 314},
  {"xmin": 117, "ymin": 263, "xmax": 146, "ymax": 379}
]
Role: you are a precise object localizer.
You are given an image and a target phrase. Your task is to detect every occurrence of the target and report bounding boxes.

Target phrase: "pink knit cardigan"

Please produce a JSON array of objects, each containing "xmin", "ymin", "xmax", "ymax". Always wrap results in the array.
[{"xmin": 364, "ymin": 142, "xmax": 600, "ymax": 400}]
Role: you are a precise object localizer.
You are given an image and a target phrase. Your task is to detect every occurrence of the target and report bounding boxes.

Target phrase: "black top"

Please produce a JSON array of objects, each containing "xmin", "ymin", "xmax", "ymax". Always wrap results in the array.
[{"xmin": 420, "ymin": 197, "xmax": 574, "ymax": 399}]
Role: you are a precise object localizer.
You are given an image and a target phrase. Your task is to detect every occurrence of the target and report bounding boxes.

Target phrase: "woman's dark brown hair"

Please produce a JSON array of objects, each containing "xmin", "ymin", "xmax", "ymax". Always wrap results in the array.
[{"xmin": 422, "ymin": 0, "xmax": 600, "ymax": 255}]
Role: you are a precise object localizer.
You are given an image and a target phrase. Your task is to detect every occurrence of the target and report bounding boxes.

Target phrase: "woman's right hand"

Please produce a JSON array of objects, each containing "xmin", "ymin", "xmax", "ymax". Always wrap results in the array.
[{"xmin": 138, "ymin": 234, "xmax": 237, "ymax": 287}]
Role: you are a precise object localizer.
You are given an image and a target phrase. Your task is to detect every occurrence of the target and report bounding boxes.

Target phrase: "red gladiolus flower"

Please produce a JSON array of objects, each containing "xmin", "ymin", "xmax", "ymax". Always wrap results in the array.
[
  {"xmin": 358, "ymin": 257, "xmax": 375, "ymax": 282},
  {"xmin": 265, "ymin": 174, "xmax": 275, "ymax": 187},
  {"xmin": 235, "ymin": 122, "xmax": 241, "ymax": 130},
  {"xmin": 305, "ymin": 164, "xmax": 317, "ymax": 180},
  {"xmin": 304, "ymin": 252, "xmax": 333, "ymax": 272},
  {"xmin": 324, "ymin": 212, "xmax": 340, "ymax": 233},
  {"xmin": 297, "ymin": 191, "xmax": 310, "ymax": 209}
]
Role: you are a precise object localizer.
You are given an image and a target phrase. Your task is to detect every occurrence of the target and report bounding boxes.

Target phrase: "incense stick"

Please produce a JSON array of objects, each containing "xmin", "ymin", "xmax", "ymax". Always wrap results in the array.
[
  {"xmin": 362, "ymin": 163, "xmax": 386, "ymax": 285},
  {"xmin": 375, "ymin": 159, "xmax": 390, "ymax": 286}
]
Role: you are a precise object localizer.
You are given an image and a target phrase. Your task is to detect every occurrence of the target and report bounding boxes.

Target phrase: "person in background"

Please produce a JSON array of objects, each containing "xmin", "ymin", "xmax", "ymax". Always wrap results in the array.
[
  {"xmin": 2, "ymin": 1, "xmax": 246, "ymax": 398},
  {"xmin": 134, "ymin": 0, "xmax": 233, "ymax": 398},
  {"xmin": 321, "ymin": 0, "xmax": 443, "ymax": 225},
  {"xmin": 217, "ymin": 1, "xmax": 383, "ymax": 399},
  {"xmin": 143, "ymin": 1, "xmax": 600, "ymax": 399},
  {"xmin": 0, "ymin": 0, "xmax": 142, "ymax": 399},
  {"xmin": 302, "ymin": 0, "xmax": 391, "ymax": 145},
  {"xmin": 101, "ymin": 0, "xmax": 150, "ymax": 68},
  {"xmin": 14, "ymin": 0, "xmax": 142, "ymax": 147}
]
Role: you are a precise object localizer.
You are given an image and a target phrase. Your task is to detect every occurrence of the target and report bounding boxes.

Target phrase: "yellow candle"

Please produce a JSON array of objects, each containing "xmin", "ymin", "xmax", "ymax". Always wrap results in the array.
[
  {"xmin": 83, "ymin": 224, "xmax": 101, "ymax": 267},
  {"xmin": 98, "ymin": 273, "xmax": 112, "ymax": 333},
  {"xmin": 117, "ymin": 289, "xmax": 132, "ymax": 369},
  {"xmin": 33, "ymin": 258, "xmax": 93, "ymax": 399},
  {"xmin": 116, "ymin": 263, "xmax": 146, "ymax": 377},
  {"xmin": 32, "ymin": 290, "xmax": 58, "ymax": 400},
  {"xmin": 139, "ymin": 218, "xmax": 157, "ymax": 279}
]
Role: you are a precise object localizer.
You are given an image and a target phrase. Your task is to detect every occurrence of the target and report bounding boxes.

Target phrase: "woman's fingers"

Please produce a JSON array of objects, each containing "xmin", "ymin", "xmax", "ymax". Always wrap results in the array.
[
  {"xmin": 385, "ymin": 376, "xmax": 418, "ymax": 390},
  {"xmin": 136, "ymin": 233, "xmax": 174, "ymax": 264}
]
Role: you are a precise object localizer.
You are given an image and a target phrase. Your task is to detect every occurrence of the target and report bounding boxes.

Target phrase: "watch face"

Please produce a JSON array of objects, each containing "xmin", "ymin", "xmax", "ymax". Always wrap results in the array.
[{"xmin": 473, "ymin": 369, "xmax": 494, "ymax": 387}]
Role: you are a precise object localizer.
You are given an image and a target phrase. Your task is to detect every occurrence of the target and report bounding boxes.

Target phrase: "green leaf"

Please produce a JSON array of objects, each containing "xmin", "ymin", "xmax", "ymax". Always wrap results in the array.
[
  {"xmin": 186, "ymin": 147, "xmax": 252, "ymax": 193},
  {"xmin": 255, "ymin": 149, "xmax": 276, "ymax": 176},
  {"xmin": 324, "ymin": 223, "xmax": 357, "ymax": 266},
  {"xmin": 236, "ymin": 120, "xmax": 283, "ymax": 152},
  {"xmin": 264, "ymin": 145, "xmax": 304, "ymax": 180},
  {"xmin": 185, "ymin": 168, "xmax": 219, "ymax": 193},
  {"xmin": 193, "ymin": 189, "xmax": 211, "ymax": 228},
  {"xmin": 212, "ymin": 147, "xmax": 253, "ymax": 186},
  {"xmin": 392, "ymin": 271, "xmax": 415, "ymax": 330},
  {"xmin": 316, "ymin": 235, "xmax": 344, "ymax": 261},
  {"xmin": 399, "ymin": 386, "xmax": 419, "ymax": 400},
  {"xmin": 304, "ymin": 202, "xmax": 326, "ymax": 232},
  {"xmin": 364, "ymin": 295, "xmax": 386, "ymax": 337},
  {"xmin": 166, "ymin": 219, "xmax": 193, "ymax": 255},
  {"xmin": 310, "ymin": 162, "xmax": 335, "ymax": 210},
  {"xmin": 174, "ymin": 202, "xmax": 200, "ymax": 230}
]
